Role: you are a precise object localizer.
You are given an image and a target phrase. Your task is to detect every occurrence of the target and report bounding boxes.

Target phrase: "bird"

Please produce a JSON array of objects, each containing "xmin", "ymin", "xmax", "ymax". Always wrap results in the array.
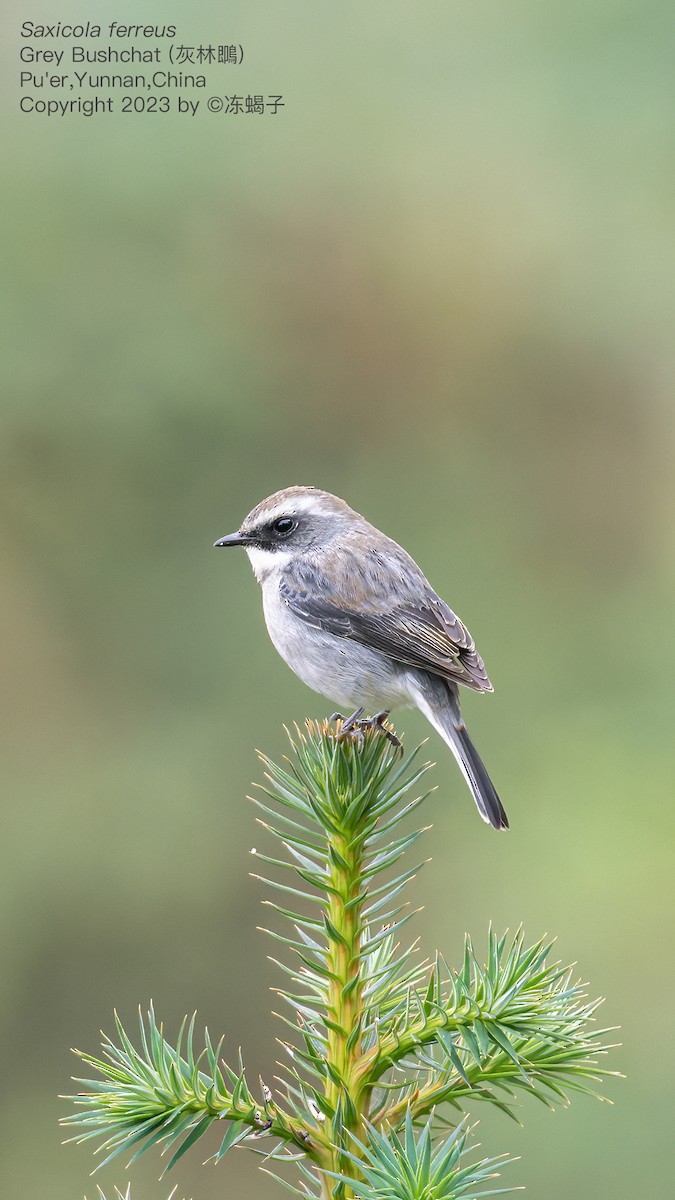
[{"xmin": 214, "ymin": 486, "xmax": 507, "ymax": 830}]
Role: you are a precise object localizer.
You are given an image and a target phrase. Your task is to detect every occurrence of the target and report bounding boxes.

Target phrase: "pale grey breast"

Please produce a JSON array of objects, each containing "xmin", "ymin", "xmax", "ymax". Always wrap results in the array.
[{"xmin": 262, "ymin": 578, "xmax": 412, "ymax": 710}]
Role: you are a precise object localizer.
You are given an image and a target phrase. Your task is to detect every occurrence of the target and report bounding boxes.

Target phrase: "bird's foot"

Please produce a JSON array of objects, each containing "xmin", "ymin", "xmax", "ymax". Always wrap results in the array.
[
  {"xmin": 366, "ymin": 710, "xmax": 403, "ymax": 748},
  {"xmin": 329, "ymin": 708, "xmax": 402, "ymax": 749},
  {"xmin": 329, "ymin": 707, "xmax": 363, "ymax": 741}
]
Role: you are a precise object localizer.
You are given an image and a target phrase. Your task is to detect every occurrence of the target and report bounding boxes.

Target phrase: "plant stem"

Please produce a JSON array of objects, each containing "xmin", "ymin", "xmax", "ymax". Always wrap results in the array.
[{"xmin": 324, "ymin": 823, "xmax": 367, "ymax": 1199}]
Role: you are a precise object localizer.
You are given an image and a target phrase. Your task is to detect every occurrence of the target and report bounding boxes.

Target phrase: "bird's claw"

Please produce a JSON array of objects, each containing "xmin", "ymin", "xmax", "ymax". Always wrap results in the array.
[
  {"xmin": 367, "ymin": 710, "xmax": 403, "ymax": 749},
  {"xmin": 329, "ymin": 708, "xmax": 402, "ymax": 750}
]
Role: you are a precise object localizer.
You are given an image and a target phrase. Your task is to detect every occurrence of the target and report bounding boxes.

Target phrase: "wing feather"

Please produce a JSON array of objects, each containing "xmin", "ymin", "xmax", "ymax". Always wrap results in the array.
[{"xmin": 279, "ymin": 557, "xmax": 492, "ymax": 693}]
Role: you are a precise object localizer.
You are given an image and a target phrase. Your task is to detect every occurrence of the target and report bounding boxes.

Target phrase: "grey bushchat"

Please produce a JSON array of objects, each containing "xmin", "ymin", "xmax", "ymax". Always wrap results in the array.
[{"xmin": 214, "ymin": 486, "xmax": 507, "ymax": 830}]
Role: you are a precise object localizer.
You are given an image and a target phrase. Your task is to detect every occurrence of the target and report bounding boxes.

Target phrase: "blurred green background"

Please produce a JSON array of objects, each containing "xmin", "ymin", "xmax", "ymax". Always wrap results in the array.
[{"xmin": 1, "ymin": 1, "xmax": 674, "ymax": 1196}]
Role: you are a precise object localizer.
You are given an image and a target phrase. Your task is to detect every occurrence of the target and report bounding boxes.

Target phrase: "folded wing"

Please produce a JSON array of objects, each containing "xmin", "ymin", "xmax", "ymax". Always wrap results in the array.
[{"xmin": 279, "ymin": 558, "xmax": 492, "ymax": 693}]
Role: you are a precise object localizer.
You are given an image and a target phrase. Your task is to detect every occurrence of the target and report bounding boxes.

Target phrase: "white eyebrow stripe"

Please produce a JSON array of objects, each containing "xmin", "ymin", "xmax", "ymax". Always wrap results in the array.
[{"xmin": 256, "ymin": 493, "xmax": 333, "ymax": 523}]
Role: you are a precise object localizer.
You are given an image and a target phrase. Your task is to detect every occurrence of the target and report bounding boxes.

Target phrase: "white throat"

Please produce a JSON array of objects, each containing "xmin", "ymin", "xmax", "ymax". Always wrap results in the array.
[{"xmin": 246, "ymin": 545, "xmax": 293, "ymax": 583}]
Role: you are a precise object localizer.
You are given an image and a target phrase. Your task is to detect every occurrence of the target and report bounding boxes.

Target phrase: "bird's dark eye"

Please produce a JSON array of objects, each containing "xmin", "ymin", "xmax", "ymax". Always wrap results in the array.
[{"xmin": 272, "ymin": 517, "xmax": 296, "ymax": 536}]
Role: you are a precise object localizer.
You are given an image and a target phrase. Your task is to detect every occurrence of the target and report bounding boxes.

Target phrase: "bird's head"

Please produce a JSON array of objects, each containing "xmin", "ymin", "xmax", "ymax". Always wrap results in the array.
[{"xmin": 214, "ymin": 486, "xmax": 358, "ymax": 579}]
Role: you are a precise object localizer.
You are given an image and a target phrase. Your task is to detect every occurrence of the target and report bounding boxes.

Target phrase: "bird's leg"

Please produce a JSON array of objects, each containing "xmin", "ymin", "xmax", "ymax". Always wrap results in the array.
[
  {"xmin": 329, "ymin": 708, "xmax": 365, "ymax": 740},
  {"xmin": 357, "ymin": 710, "xmax": 402, "ymax": 749},
  {"xmin": 329, "ymin": 707, "xmax": 402, "ymax": 749}
]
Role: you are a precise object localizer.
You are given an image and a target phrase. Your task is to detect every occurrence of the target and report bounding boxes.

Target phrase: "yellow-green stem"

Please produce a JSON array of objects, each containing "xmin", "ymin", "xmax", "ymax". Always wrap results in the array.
[{"xmin": 324, "ymin": 829, "xmax": 367, "ymax": 1199}]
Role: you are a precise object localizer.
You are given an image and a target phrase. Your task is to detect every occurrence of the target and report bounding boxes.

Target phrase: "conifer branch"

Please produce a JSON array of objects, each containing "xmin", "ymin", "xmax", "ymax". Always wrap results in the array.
[{"xmin": 63, "ymin": 719, "xmax": 617, "ymax": 1199}]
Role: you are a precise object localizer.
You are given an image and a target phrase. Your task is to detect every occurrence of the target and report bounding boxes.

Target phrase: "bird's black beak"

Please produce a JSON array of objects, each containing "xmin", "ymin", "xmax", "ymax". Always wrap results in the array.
[{"xmin": 213, "ymin": 530, "xmax": 251, "ymax": 548}]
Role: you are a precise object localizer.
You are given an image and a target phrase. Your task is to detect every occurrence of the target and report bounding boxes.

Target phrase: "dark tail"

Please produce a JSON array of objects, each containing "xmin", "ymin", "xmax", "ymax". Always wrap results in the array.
[
  {"xmin": 449, "ymin": 714, "xmax": 509, "ymax": 830},
  {"xmin": 409, "ymin": 675, "xmax": 509, "ymax": 830}
]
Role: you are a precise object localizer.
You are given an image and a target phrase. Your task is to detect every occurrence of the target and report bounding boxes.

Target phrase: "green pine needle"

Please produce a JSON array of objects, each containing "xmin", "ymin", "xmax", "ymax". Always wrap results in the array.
[
  {"xmin": 322, "ymin": 1114, "xmax": 516, "ymax": 1200},
  {"xmin": 86, "ymin": 1187, "xmax": 186, "ymax": 1200},
  {"xmin": 63, "ymin": 718, "xmax": 618, "ymax": 1199}
]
